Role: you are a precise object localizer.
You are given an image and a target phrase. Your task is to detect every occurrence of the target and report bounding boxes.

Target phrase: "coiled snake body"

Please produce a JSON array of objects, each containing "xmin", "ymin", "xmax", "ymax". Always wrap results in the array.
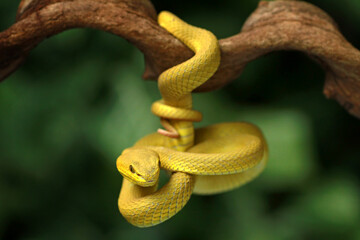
[{"xmin": 117, "ymin": 11, "xmax": 268, "ymax": 227}]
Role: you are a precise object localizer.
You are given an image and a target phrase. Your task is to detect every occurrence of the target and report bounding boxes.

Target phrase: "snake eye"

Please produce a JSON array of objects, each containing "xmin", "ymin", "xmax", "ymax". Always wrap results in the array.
[{"xmin": 129, "ymin": 165, "xmax": 135, "ymax": 173}]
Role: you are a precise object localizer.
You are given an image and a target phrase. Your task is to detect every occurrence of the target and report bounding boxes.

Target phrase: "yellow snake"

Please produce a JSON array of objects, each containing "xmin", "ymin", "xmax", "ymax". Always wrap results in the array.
[{"xmin": 117, "ymin": 11, "xmax": 268, "ymax": 227}]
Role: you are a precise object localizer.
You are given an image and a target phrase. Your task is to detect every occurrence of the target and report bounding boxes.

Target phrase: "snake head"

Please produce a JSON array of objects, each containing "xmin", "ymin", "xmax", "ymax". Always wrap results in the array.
[{"xmin": 116, "ymin": 148, "xmax": 160, "ymax": 187}]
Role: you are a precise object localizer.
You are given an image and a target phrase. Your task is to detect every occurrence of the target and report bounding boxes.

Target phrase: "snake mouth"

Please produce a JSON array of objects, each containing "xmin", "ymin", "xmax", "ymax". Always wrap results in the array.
[
  {"xmin": 118, "ymin": 166, "xmax": 158, "ymax": 187},
  {"xmin": 128, "ymin": 177, "xmax": 156, "ymax": 187},
  {"xmin": 138, "ymin": 179, "xmax": 156, "ymax": 187},
  {"xmin": 136, "ymin": 169, "xmax": 160, "ymax": 187}
]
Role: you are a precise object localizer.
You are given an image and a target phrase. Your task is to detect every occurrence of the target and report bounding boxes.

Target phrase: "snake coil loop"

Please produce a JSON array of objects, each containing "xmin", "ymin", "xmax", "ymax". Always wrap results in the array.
[
  {"xmin": 151, "ymin": 100, "xmax": 203, "ymax": 137},
  {"xmin": 151, "ymin": 100, "xmax": 203, "ymax": 122}
]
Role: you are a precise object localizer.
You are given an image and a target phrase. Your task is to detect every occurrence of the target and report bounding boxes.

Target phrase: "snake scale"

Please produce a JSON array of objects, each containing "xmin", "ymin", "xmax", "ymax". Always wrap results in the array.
[{"xmin": 117, "ymin": 11, "xmax": 268, "ymax": 227}]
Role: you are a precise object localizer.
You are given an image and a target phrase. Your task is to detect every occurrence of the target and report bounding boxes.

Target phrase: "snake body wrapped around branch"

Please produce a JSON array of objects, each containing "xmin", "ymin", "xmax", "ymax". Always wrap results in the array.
[{"xmin": 117, "ymin": 11, "xmax": 268, "ymax": 227}]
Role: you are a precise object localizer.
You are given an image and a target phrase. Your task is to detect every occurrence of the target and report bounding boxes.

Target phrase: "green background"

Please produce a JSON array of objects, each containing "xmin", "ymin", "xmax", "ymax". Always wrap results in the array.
[{"xmin": 1, "ymin": 0, "xmax": 359, "ymax": 239}]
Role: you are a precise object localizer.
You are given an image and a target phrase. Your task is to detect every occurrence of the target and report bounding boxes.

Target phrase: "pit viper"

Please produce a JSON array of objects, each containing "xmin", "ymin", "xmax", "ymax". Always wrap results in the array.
[{"xmin": 117, "ymin": 11, "xmax": 268, "ymax": 227}]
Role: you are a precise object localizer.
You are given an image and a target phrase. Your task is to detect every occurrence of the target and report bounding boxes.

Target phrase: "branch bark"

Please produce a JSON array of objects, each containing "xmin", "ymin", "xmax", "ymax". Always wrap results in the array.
[{"xmin": 1, "ymin": 0, "xmax": 360, "ymax": 118}]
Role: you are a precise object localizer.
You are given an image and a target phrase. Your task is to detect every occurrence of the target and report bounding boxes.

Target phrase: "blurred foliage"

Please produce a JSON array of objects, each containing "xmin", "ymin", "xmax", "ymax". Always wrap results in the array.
[{"xmin": 1, "ymin": 0, "xmax": 360, "ymax": 239}]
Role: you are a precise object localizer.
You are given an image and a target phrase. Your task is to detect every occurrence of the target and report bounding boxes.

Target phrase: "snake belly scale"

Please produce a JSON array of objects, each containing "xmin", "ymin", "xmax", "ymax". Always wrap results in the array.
[{"xmin": 117, "ymin": 11, "xmax": 268, "ymax": 227}]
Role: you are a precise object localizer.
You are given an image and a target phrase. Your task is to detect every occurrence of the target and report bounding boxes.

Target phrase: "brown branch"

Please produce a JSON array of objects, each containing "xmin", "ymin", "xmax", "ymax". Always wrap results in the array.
[{"xmin": 1, "ymin": 0, "xmax": 360, "ymax": 118}]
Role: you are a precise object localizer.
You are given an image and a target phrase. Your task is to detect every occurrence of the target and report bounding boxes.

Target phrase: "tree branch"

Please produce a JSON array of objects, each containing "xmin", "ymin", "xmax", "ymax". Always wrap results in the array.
[{"xmin": 1, "ymin": 0, "xmax": 360, "ymax": 118}]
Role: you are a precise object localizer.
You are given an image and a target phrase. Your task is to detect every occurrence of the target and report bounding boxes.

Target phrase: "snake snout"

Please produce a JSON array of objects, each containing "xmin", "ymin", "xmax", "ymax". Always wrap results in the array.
[{"xmin": 117, "ymin": 148, "xmax": 161, "ymax": 187}]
